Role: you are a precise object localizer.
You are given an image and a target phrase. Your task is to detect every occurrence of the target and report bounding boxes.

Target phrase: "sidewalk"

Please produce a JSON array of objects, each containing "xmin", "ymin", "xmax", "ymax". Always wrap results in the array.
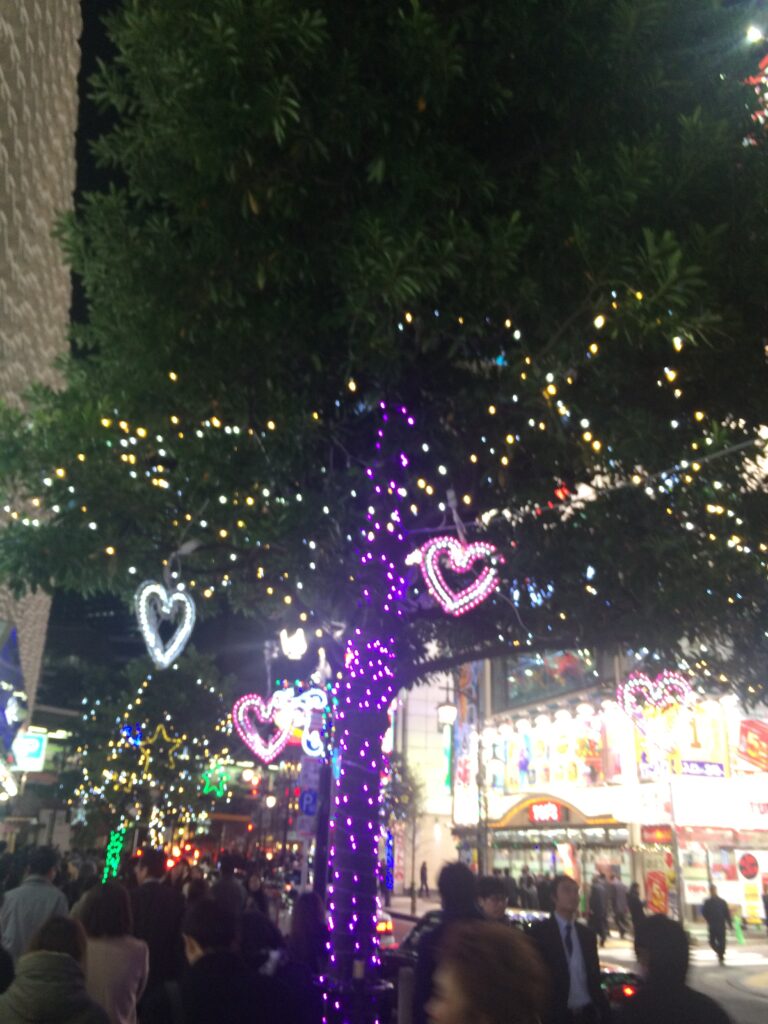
[{"xmin": 727, "ymin": 969, "xmax": 768, "ymax": 999}]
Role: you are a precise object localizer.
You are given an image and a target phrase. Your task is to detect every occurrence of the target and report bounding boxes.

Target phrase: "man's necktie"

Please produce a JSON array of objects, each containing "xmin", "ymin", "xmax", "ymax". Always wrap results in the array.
[{"xmin": 565, "ymin": 923, "xmax": 573, "ymax": 957}]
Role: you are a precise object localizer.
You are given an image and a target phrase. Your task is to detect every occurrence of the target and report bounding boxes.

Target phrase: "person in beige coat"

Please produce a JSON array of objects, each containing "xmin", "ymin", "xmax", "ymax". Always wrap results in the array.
[{"xmin": 79, "ymin": 882, "xmax": 148, "ymax": 1024}]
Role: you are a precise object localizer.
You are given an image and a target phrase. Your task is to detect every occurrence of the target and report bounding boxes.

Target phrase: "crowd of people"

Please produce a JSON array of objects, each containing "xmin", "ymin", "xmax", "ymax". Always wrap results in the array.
[
  {"xmin": 0, "ymin": 844, "xmax": 324, "ymax": 1024},
  {"xmin": 0, "ymin": 842, "xmax": 743, "ymax": 1024},
  {"xmin": 414, "ymin": 863, "xmax": 733, "ymax": 1024}
]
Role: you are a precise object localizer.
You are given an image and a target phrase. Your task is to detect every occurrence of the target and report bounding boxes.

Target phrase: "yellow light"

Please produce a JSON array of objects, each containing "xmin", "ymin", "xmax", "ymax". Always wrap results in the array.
[
  {"xmin": 210, "ymin": 416, "xmax": 221, "ymax": 428},
  {"xmin": 100, "ymin": 417, "xmax": 112, "ymax": 428},
  {"xmin": 105, "ymin": 546, "xmax": 116, "ymax": 556},
  {"xmin": 589, "ymin": 342, "xmax": 599, "ymax": 355},
  {"xmin": 245, "ymin": 496, "xmax": 255, "ymax": 506},
  {"xmin": 635, "ymin": 290, "xmax": 643, "ymax": 301},
  {"xmin": 425, "ymin": 484, "xmax": 434, "ymax": 496},
  {"xmin": 592, "ymin": 440, "xmax": 602, "ymax": 452},
  {"xmin": 470, "ymin": 453, "xmax": 478, "ymax": 463},
  {"xmin": 169, "ymin": 371, "xmax": 178, "ymax": 381},
  {"xmin": 266, "ymin": 420, "xmax": 276, "ymax": 431},
  {"xmin": 505, "ymin": 434, "xmax": 514, "ymax": 444},
  {"xmin": 237, "ymin": 519, "xmax": 246, "ymax": 529},
  {"xmin": 55, "ymin": 467, "xmax": 66, "ymax": 478},
  {"xmin": 170, "ymin": 415, "xmax": 179, "ymax": 425},
  {"xmin": 593, "ymin": 314, "xmax": 605, "ymax": 329},
  {"xmin": 347, "ymin": 379, "xmax": 357, "ymax": 392},
  {"xmin": 218, "ymin": 528, "xmax": 228, "ymax": 539},
  {"xmin": 417, "ymin": 478, "xmax": 426, "ymax": 489},
  {"xmin": 76, "ymin": 453, "xmax": 86, "ymax": 462},
  {"xmin": 312, "ymin": 411, "xmax": 319, "ymax": 421},
  {"xmin": 672, "ymin": 336, "xmax": 683, "ymax": 352},
  {"xmin": 404, "ymin": 312, "xmax": 413, "ymax": 324},
  {"xmin": 694, "ymin": 410, "xmax": 704, "ymax": 421},
  {"xmin": 488, "ymin": 404, "xmax": 496, "ymax": 415},
  {"xmin": 665, "ymin": 367, "xmax": 677, "ymax": 382},
  {"xmin": 582, "ymin": 431, "xmax": 592, "ymax": 442},
  {"xmin": 266, "ymin": 586, "xmax": 274, "ymax": 595},
  {"xmin": 504, "ymin": 318, "xmax": 512, "ymax": 328},
  {"xmin": 462, "ymin": 494, "xmax": 471, "ymax": 505},
  {"xmin": 136, "ymin": 427, "xmax": 147, "ymax": 438},
  {"xmin": 283, "ymin": 595, "xmax": 292, "ymax": 605},
  {"xmin": 458, "ymin": 316, "xmax": 464, "ymax": 325},
  {"xmin": 546, "ymin": 384, "xmax": 557, "ymax": 396},
  {"xmin": 520, "ymin": 371, "xmax": 527, "ymax": 380},
  {"xmin": 300, "ymin": 612, "xmax": 308, "ymax": 622},
  {"xmin": 118, "ymin": 420, "xmax": 129, "ymax": 432}
]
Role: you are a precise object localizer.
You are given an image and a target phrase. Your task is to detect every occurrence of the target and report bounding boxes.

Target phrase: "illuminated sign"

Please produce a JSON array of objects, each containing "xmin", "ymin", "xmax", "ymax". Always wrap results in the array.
[
  {"xmin": 11, "ymin": 732, "xmax": 47, "ymax": 772},
  {"xmin": 737, "ymin": 719, "xmax": 768, "ymax": 772},
  {"xmin": 679, "ymin": 760, "xmax": 725, "ymax": 778},
  {"xmin": 528, "ymin": 800, "xmax": 562, "ymax": 824},
  {"xmin": 641, "ymin": 825, "xmax": 673, "ymax": 845}
]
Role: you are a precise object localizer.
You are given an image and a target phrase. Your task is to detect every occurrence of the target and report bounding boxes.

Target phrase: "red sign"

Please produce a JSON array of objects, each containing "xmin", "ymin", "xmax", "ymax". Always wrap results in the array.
[
  {"xmin": 738, "ymin": 853, "xmax": 759, "ymax": 880},
  {"xmin": 528, "ymin": 801, "xmax": 562, "ymax": 824},
  {"xmin": 645, "ymin": 871, "xmax": 669, "ymax": 915},
  {"xmin": 738, "ymin": 719, "xmax": 768, "ymax": 772},
  {"xmin": 641, "ymin": 825, "xmax": 672, "ymax": 845}
]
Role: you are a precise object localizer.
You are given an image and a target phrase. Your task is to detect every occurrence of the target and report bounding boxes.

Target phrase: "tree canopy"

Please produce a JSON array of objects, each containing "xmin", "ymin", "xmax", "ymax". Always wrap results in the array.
[{"xmin": 0, "ymin": 0, "xmax": 767, "ymax": 700}]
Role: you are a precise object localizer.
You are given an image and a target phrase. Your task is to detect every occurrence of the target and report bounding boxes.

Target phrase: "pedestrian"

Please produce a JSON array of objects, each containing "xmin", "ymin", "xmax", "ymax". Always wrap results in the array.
[
  {"xmin": 129, "ymin": 848, "xmax": 185, "ymax": 1001},
  {"xmin": 701, "ymin": 884, "xmax": 733, "ymax": 964},
  {"xmin": 244, "ymin": 871, "xmax": 269, "ymax": 915},
  {"xmin": 0, "ymin": 915, "xmax": 109, "ymax": 1023},
  {"xmin": 419, "ymin": 860, "xmax": 430, "ymax": 898},
  {"xmin": 79, "ymin": 880, "xmax": 149, "ymax": 1024},
  {"xmin": 503, "ymin": 868, "xmax": 520, "ymax": 908},
  {"xmin": 587, "ymin": 874, "xmax": 608, "ymax": 947},
  {"xmin": 522, "ymin": 874, "xmax": 539, "ymax": 909},
  {"xmin": 623, "ymin": 914, "xmax": 730, "ymax": 1023},
  {"xmin": 210, "ymin": 854, "xmax": 246, "ymax": 919},
  {"xmin": 537, "ymin": 873, "xmax": 554, "ymax": 913},
  {"xmin": 0, "ymin": 845, "xmax": 69, "ymax": 961},
  {"xmin": 164, "ymin": 859, "xmax": 190, "ymax": 894},
  {"xmin": 609, "ymin": 874, "xmax": 628, "ymax": 939},
  {"xmin": 627, "ymin": 882, "xmax": 645, "ymax": 934},
  {"xmin": 426, "ymin": 920, "xmax": 547, "ymax": 1024},
  {"xmin": 530, "ymin": 874, "xmax": 610, "ymax": 1024},
  {"xmin": 413, "ymin": 861, "xmax": 483, "ymax": 1024},
  {"xmin": 140, "ymin": 898, "xmax": 279, "ymax": 1024},
  {"xmin": 476, "ymin": 875, "xmax": 508, "ymax": 923}
]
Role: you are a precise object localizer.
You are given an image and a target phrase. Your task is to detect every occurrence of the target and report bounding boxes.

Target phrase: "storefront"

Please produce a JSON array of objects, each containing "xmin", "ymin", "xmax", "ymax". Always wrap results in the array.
[{"xmin": 451, "ymin": 675, "xmax": 768, "ymax": 922}]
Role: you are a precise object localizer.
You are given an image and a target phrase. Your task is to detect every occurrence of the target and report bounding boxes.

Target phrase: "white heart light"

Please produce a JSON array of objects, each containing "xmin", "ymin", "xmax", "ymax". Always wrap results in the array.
[{"xmin": 135, "ymin": 580, "xmax": 196, "ymax": 669}]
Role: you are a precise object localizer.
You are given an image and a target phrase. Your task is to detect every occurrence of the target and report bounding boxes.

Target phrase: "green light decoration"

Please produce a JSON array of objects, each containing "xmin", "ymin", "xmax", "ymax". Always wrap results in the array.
[
  {"xmin": 102, "ymin": 827, "xmax": 126, "ymax": 883},
  {"xmin": 201, "ymin": 763, "xmax": 229, "ymax": 798}
]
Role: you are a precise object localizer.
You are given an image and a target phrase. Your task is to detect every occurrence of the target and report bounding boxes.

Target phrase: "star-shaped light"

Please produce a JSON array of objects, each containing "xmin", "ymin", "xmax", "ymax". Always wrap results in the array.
[
  {"xmin": 138, "ymin": 723, "xmax": 183, "ymax": 774},
  {"xmin": 201, "ymin": 763, "xmax": 229, "ymax": 798}
]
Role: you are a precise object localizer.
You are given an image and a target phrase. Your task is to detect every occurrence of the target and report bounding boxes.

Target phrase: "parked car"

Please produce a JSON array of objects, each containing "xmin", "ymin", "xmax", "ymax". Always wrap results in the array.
[{"xmin": 377, "ymin": 908, "xmax": 398, "ymax": 950}]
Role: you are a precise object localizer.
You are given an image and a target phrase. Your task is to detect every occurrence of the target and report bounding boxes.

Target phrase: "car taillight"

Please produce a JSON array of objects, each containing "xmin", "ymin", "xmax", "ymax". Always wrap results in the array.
[
  {"xmin": 376, "ymin": 920, "xmax": 393, "ymax": 934},
  {"xmin": 621, "ymin": 985, "xmax": 637, "ymax": 998}
]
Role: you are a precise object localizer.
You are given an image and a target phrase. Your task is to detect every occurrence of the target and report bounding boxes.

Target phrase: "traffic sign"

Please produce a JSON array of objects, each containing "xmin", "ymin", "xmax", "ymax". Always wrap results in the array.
[{"xmin": 299, "ymin": 789, "xmax": 318, "ymax": 815}]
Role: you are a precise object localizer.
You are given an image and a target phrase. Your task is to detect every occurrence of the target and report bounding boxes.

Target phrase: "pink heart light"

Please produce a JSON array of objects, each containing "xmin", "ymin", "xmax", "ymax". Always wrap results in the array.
[
  {"xmin": 410, "ymin": 536, "xmax": 502, "ymax": 616},
  {"xmin": 617, "ymin": 670, "xmax": 694, "ymax": 746},
  {"xmin": 232, "ymin": 693, "xmax": 295, "ymax": 764}
]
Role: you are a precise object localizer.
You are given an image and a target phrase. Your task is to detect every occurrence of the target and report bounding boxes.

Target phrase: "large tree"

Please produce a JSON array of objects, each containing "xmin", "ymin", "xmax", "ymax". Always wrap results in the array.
[{"xmin": 1, "ymin": 0, "xmax": 768, "ymax": 984}]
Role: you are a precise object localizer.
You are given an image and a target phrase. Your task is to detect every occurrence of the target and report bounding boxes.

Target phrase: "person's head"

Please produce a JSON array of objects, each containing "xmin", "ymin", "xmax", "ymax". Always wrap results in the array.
[
  {"xmin": 219, "ymin": 853, "xmax": 235, "ymax": 878},
  {"xmin": 438, "ymin": 862, "xmax": 477, "ymax": 915},
  {"xmin": 169, "ymin": 859, "xmax": 190, "ymax": 885},
  {"xmin": 80, "ymin": 881, "xmax": 132, "ymax": 938},
  {"xmin": 709, "ymin": 884, "xmax": 718, "ymax": 897},
  {"xmin": 247, "ymin": 872, "xmax": 263, "ymax": 893},
  {"xmin": 634, "ymin": 914, "xmax": 689, "ymax": 986},
  {"xmin": 182, "ymin": 898, "xmax": 236, "ymax": 964},
  {"xmin": 551, "ymin": 875, "xmax": 580, "ymax": 920},
  {"xmin": 28, "ymin": 846, "xmax": 58, "ymax": 880},
  {"xmin": 28, "ymin": 916, "xmax": 87, "ymax": 966},
  {"xmin": 629, "ymin": 882, "xmax": 640, "ymax": 896},
  {"xmin": 135, "ymin": 848, "xmax": 166, "ymax": 883},
  {"xmin": 427, "ymin": 921, "xmax": 546, "ymax": 1024},
  {"xmin": 184, "ymin": 877, "xmax": 210, "ymax": 905},
  {"xmin": 476, "ymin": 876, "xmax": 507, "ymax": 922}
]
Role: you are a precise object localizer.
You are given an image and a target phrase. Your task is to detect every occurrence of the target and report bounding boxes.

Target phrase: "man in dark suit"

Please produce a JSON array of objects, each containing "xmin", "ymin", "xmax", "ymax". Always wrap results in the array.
[
  {"xmin": 130, "ymin": 848, "xmax": 186, "ymax": 1000},
  {"xmin": 531, "ymin": 874, "xmax": 609, "ymax": 1024}
]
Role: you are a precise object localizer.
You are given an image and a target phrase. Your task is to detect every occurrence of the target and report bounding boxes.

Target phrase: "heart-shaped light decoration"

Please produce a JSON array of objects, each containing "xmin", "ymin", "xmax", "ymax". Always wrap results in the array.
[
  {"xmin": 232, "ymin": 691, "xmax": 301, "ymax": 764},
  {"xmin": 617, "ymin": 670, "xmax": 694, "ymax": 748},
  {"xmin": 407, "ymin": 536, "xmax": 502, "ymax": 616},
  {"xmin": 135, "ymin": 581, "xmax": 196, "ymax": 669},
  {"xmin": 233, "ymin": 689, "xmax": 328, "ymax": 763}
]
